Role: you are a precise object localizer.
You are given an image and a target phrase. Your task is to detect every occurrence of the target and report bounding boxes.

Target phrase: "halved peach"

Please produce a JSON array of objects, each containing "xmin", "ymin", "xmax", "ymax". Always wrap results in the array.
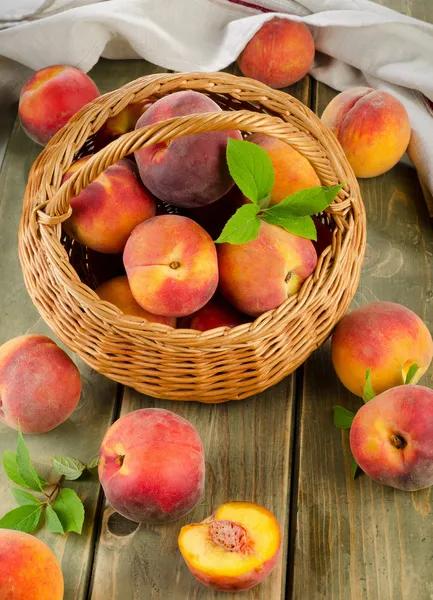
[{"xmin": 178, "ymin": 501, "xmax": 280, "ymax": 592}]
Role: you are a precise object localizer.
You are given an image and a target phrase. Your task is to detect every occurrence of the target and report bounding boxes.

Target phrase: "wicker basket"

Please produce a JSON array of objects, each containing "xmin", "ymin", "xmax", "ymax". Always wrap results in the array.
[{"xmin": 19, "ymin": 72, "xmax": 366, "ymax": 402}]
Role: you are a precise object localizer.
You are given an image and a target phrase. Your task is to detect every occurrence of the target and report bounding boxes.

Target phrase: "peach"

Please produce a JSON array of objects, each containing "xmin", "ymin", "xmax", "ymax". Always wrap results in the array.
[
  {"xmin": 96, "ymin": 98, "xmax": 156, "ymax": 146},
  {"xmin": 321, "ymin": 87, "xmax": 411, "ymax": 178},
  {"xmin": 178, "ymin": 501, "xmax": 280, "ymax": 592},
  {"xmin": 0, "ymin": 530, "xmax": 64, "ymax": 599},
  {"xmin": 331, "ymin": 302, "xmax": 433, "ymax": 398},
  {"xmin": 134, "ymin": 90, "xmax": 242, "ymax": 208},
  {"xmin": 63, "ymin": 157, "xmax": 156, "ymax": 254},
  {"xmin": 217, "ymin": 221, "xmax": 317, "ymax": 316},
  {"xmin": 0, "ymin": 335, "xmax": 81, "ymax": 434},
  {"xmin": 248, "ymin": 133, "xmax": 320, "ymax": 205},
  {"xmin": 95, "ymin": 276, "xmax": 176, "ymax": 327},
  {"xmin": 350, "ymin": 385, "xmax": 433, "ymax": 491},
  {"xmin": 19, "ymin": 65, "xmax": 99, "ymax": 146},
  {"xmin": 186, "ymin": 296, "xmax": 248, "ymax": 331},
  {"xmin": 123, "ymin": 215, "xmax": 218, "ymax": 317},
  {"xmin": 237, "ymin": 17, "xmax": 315, "ymax": 88},
  {"xmin": 99, "ymin": 408, "xmax": 205, "ymax": 523}
]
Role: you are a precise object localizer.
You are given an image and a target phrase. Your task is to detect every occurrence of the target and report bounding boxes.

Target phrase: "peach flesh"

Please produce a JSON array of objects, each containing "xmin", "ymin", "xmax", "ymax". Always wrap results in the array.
[
  {"xmin": 178, "ymin": 501, "xmax": 281, "ymax": 592},
  {"xmin": 350, "ymin": 385, "xmax": 433, "ymax": 491}
]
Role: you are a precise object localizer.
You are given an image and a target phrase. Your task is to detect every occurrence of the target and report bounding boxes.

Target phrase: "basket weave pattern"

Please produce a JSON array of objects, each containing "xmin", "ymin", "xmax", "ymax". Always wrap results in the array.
[{"xmin": 19, "ymin": 72, "xmax": 366, "ymax": 401}]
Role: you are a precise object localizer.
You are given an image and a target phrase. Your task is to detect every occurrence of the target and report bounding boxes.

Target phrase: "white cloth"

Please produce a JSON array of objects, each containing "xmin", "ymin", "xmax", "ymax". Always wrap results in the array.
[{"xmin": 1, "ymin": 0, "xmax": 433, "ymax": 196}]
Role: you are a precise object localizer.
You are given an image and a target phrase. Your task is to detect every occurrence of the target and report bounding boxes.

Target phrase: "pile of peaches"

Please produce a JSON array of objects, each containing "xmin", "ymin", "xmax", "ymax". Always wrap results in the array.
[{"xmin": 1, "ymin": 16, "xmax": 428, "ymax": 600}]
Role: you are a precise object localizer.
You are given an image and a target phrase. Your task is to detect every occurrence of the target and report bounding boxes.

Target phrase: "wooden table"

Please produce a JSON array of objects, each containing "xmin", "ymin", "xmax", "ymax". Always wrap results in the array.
[{"xmin": 0, "ymin": 1, "xmax": 432, "ymax": 598}]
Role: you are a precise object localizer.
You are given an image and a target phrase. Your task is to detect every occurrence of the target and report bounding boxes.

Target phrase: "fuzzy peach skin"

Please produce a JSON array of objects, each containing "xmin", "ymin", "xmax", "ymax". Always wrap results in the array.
[
  {"xmin": 0, "ymin": 335, "xmax": 81, "ymax": 434},
  {"xmin": 321, "ymin": 87, "xmax": 411, "ymax": 178},
  {"xmin": 19, "ymin": 65, "xmax": 99, "ymax": 146},
  {"xmin": 134, "ymin": 90, "xmax": 242, "ymax": 208},
  {"xmin": 185, "ymin": 296, "xmax": 248, "ymax": 331},
  {"xmin": 331, "ymin": 302, "xmax": 433, "ymax": 398},
  {"xmin": 62, "ymin": 156, "xmax": 156, "ymax": 254},
  {"xmin": 350, "ymin": 385, "xmax": 433, "ymax": 491},
  {"xmin": 0, "ymin": 530, "xmax": 64, "ymax": 600},
  {"xmin": 123, "ymin": 215, "xmax": 218, "ymax": 317},
  {"xmin": 237, "ymin": 17, "xmax": 315, "ymax": 88},
  {"xmin": 178, "ymin": 501, "xmax": 281, "ymax": 592},
  {"xmin": 95, "ymin": 276, "xmax": 176, "ymax": 327},
  {"xmin": 99, "ymin": 408, "xmax": 205, "ymax": 523},
  {"xmin": 218, "ymin": 221, "xmax": 317, "ymax": 317},
  {"xmin": 248, "ymin": 133, "xmax": 320, "ymax": 205}
]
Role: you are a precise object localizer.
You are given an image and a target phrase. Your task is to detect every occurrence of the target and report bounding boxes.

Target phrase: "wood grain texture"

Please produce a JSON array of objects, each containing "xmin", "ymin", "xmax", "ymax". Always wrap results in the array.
[
  {"xmin": 0, "ymin": 60, "xmax": 131, "ymax": 600},
  {"xmin": 87, "ymin": 67, "xmax": 310, "ymax": 600},
  {"xmin": 289, "ymin": 27, "xmax": 433, "ymax": 600},
  {"xmin": 89, "ymin": 381, "xmax": 294, "ymax": 600}
]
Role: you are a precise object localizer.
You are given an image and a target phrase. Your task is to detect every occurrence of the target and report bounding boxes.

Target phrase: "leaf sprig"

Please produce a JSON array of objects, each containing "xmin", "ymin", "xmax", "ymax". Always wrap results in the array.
[
  {"xmin": 0, "ymin": 426, "xmax": 99, "ymax": 535},
  {"xmin": 215, "ymin": 138, "xmax": 343, "ymax": 245},
  {"xmin": 334, "ymin": 364, "xmax": 420, "ymax": 479}
]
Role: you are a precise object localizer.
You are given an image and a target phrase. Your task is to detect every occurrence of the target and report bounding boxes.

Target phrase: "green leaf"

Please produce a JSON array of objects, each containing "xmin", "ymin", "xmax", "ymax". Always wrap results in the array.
[
  {"xmin": 10, "ymin": 488, "xmax": 41, "ymax": 506},
  {"xmin": 46, "ymin": 504, "xmax": 65, "ymax": 535},
  {"xmin": 405, "ymin": 363, "xmax": 419, "ymax": 385},
  {"xmin": 215, "ymin": 203, "xmax": 261, "ymax": 245},
  {"xmin": 226, "ymin": 138, "xmax": 274, "ymax": 204},
  {"xmin": 262, "ymin": 211, "xmax": 317, "ymax": 240},
  {"xmin": 86, "ymin": 457, "xmax": 99, "ymax": 470},
  {"xmin": 53, "ymin": 488, "xmax": 85, "ymax": 534},
  {"xmin": 333, "ymin": 406, "xmax": 356, "ymax": 429},
  {"xmin": 53, "ymin": 456, "xmax": 85, "ymax": 481},
  {"xmin": 259, "ymin": 195, "xmax": 271, "ymax": 210},
  {"xmin": 275, "ymin": 184, "xmax": 343, "ymax": 217},
  {"xmin": 351, "ymin": 455, "xmax": 360, "ymax": 480},
  {"xmin": 2, "ymin": 451, "xmax": 27, "ymax": 487},
  {"xmin": 0, "ymin": 504, "xmax": 42, "ymax": 533},
  {"xmin": 362, "ymin": 369, "xmax": 376, "ymax": 403},
  {"xmin": 16, "ymin": 428, "xmax": 45, "ymax": 492}
]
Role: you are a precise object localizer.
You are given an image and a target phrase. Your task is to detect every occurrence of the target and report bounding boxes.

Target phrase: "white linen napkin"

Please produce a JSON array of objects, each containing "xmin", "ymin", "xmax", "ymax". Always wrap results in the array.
[{"xmin": 1, "ymin": 0, "xmax": 432, "ymax": 206}]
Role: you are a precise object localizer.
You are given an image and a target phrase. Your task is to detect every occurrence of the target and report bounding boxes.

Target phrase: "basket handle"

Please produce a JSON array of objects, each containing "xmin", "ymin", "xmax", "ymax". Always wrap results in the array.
[{"xmin": 38, "ymin": 109, "xmax": 295, "ymax": 224}]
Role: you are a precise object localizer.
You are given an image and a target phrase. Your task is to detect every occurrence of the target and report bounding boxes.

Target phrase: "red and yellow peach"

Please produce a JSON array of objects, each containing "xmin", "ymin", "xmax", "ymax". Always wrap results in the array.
[
  {"xmin": 99, "ymin": 408, "xmax": 205, "ymax": 523},
  {"xmin": 123, "ymin": 215, "xmax": 218, "ymax": 317},
  {"xmin": 237, "ymin": 18, "xmax": 315, "ymax": 88},
  {"xmin": 134, "ymin": 90, "xmax": 241, "ymax": 208},
  {"xmin": 350, "ymin": 385, "xmax": 433, "ymax": 491},
  {"xmin": 19, "ymin": 65, "xmax": 99, "ymax": 146},
  {"xmin": 321, "ymin": 87, "xmax": 411, "ymax": 178},
  {"xmin": 248, "ymin": 133, "xmax": 320, "ymax": 205},
  {"xmin": 63, "ymin": 157, "xmax": 156, "ymax": 254},
  {"xmin": 185, "ymin": 296, "xmax": 248, "ymax": 331},
  {"xmin": 217, "ymin": 221, "xmax": 317, "ymax": 316},
  {"xmin": 331, "ymin": 302, "xmax": 433, "ymax": 397},
  {"xmin": 95, "ymin": 275, "xmax": 176, "ymax": 327},
  {"xmin": 0, "ymin": 334, "xmax": 81, "ymax": 434},
  {"xmin": 178, "ymin": 501, "xmax": 280, "ymax": 592},
  {"xmin": 0, "ymin": 530, "xmax": 64, "ymax": 599}
]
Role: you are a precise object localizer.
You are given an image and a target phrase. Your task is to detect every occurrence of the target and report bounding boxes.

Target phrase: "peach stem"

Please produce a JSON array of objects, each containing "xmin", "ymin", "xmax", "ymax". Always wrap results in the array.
[{"xmin": 390, "ymin": 433, "xmax": 407, "ymax": 450}]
